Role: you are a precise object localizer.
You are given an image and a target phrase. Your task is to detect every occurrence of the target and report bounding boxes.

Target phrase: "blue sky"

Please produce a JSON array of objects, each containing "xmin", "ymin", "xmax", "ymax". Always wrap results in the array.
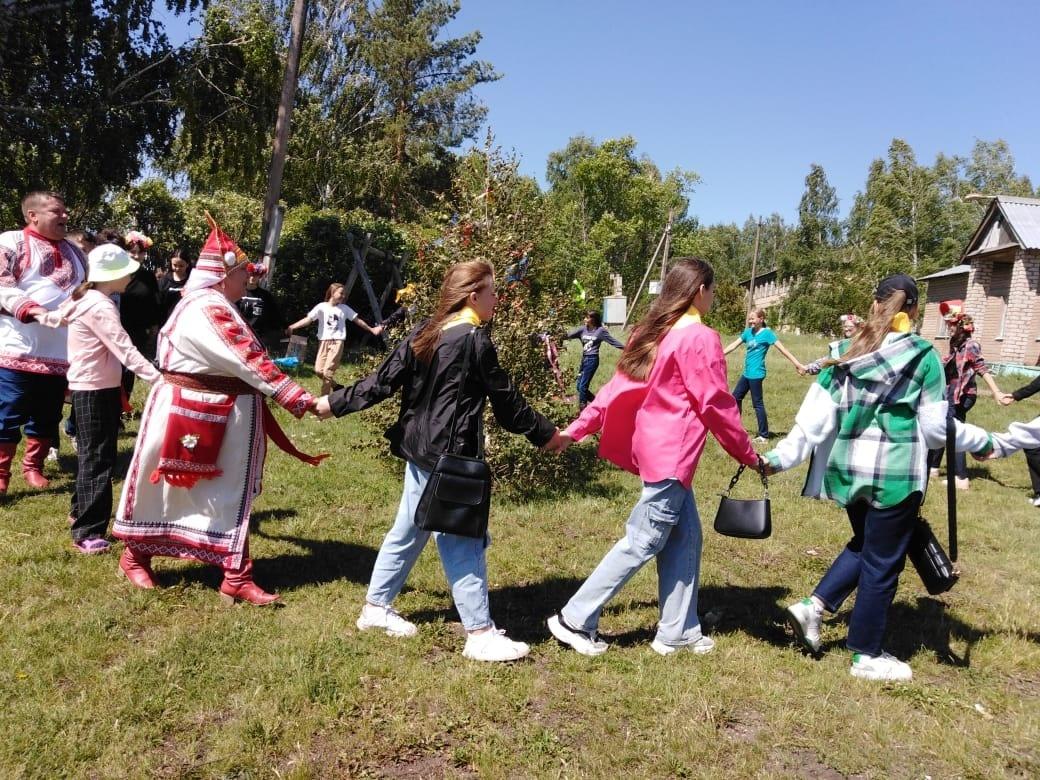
[{"xmin": 160, "ymin": 0, "xmax": 1040, "ymax": 226}]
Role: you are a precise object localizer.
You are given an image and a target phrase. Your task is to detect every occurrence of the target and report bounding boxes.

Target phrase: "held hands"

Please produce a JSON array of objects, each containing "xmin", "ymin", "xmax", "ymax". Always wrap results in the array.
[
  {"xmin": 541, "ymin": 429, "xmax": 572, "ymax": 454},
  {"xmin": 756, "ymin": 454, "xmax": 776, "ymax": 476},
  {"xmin": 371, "ymin": 324, "xmax": 385, "ymax": 337},
  {"xmin": 998, "ymin": 393, "xmax": 1015, "ymax": 406},
  {"xmin": 310, "ymin": 396, "xmax": 334, "ymax": 420}
]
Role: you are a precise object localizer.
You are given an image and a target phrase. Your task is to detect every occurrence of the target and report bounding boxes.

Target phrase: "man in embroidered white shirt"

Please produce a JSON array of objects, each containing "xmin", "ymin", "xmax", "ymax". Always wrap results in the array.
[{"xmin": 0, "ymin": 191, "xmax": 87, "ymax": 494}]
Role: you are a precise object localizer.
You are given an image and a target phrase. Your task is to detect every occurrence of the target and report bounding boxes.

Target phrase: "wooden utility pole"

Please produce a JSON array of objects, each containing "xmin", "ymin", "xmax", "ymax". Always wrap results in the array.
[
  {"xmin": 660, "ymin": 208, "xmax": 674, "ymax": 280},
  {"xmin": 260, "ymin": 0, "xmax": 308, "ymax": 283},
  {"xmin": 746, "ymin": 219, "xmax": 762, "ymax": 319}
]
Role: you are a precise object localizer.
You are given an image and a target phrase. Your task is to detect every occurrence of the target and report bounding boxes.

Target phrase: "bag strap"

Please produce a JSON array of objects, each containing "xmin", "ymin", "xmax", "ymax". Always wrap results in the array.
[
  {"xmin": 721, "ymin": 461, "xmax": 770, "ymax": 499},
  {"xmin": 945, "ymin": 404, "xmax": 958, "ymax": 561},
  {"xmin": 444, "ymin": 328, "xmax": 476, "ymax": 456}
]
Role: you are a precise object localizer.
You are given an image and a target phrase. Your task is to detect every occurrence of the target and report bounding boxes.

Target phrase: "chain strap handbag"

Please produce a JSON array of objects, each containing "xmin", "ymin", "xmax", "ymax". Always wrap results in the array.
[
  {"xmin": 414, "ymin": 330, "xmax": 492, "ymax": 539},
  {"xmin": 713, "ymin": 461, "xmax": 772, "ymax": 539},
  {"xmin": 907, "ymin": 407, "xmax": 959, "ymax": 594}
]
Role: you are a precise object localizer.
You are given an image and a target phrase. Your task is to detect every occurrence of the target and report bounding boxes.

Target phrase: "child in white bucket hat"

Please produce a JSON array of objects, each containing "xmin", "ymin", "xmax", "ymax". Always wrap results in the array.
[{"xmin": 58, "ymin": 244, "xmax": 161, "ymax": 554}]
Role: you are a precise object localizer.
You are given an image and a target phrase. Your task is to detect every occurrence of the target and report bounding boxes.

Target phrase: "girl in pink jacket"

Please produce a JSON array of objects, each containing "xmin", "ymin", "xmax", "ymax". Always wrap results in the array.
[
  {"xmin": 61, "ymin": 245, "xmax": 160, "ymax": 553},
  {"xmin": 548, "ymin": 258, "xmax": 762, "ymax": 657}
]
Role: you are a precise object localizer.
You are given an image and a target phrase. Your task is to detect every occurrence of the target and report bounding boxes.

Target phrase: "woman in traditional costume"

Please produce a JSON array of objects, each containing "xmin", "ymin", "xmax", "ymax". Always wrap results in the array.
[{"xmin": 113, "ymin": 215, "xmax": 326, "ymax": 605}]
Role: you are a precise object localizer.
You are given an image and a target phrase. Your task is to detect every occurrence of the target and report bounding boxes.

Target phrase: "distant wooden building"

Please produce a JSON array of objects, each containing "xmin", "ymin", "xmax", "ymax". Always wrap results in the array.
[
  {"xmin": 921, "ymin": 195, "xmax": 1040, "ymax": 366},
  {"xmin": 740, "ymin": 268, "xmax": 794, "ymax": 311}
]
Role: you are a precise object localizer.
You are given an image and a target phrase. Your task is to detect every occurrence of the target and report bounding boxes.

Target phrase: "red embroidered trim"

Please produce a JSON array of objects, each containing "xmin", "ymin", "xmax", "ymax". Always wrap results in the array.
[
  {"xmin": 13, "ymin": 298, "xmax": 40, "ymax": 322},
  {"xmin": 0, "ymin": 353, "xmax": 68, "ymax": 375}
]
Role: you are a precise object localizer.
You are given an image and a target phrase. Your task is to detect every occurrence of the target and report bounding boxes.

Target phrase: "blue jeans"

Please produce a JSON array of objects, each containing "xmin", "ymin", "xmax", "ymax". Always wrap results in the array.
[
  {"xmin": 576, "ymin": 354, "xmax": 599, "ymax": 407},
  {"xmin": 561, "ymin": 479, "xmax": 705, "ymax": 647},
  {"xmin": 0, "ymin": 367, "xmax": 66, "ymax": 444},
  {"xmin": 813, "ymin": 493, "xmax": 920, "ymax": 657},
  {"xmin": 732, "ymin": 375, "xmax": 768, "ymax": 437},
  {"xmin": 367, "ymin": 462, "xmax": 492, "ymax": 631}
]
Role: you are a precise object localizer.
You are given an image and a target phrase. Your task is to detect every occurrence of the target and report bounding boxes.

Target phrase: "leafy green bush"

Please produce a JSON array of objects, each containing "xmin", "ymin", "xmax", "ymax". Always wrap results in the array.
[{"xmin": 356, "ymin": 144, "xmax": 599, "ymax": 495}]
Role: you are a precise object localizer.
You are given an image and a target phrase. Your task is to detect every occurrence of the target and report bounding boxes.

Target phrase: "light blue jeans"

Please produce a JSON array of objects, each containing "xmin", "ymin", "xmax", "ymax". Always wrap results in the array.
[
  {"xmin": 366, "ymin": 462, "xmax": 492, "ymax": 631},
  {"xmin": 561, "ymin": 479, "xmax": 705, "ymax": 647}
]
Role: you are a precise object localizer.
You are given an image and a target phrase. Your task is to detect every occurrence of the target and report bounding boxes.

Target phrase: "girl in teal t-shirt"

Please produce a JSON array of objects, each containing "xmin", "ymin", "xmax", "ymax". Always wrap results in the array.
[{"xmin": 723, "ymin": 308, "xmax": 805, "ymax": 440}]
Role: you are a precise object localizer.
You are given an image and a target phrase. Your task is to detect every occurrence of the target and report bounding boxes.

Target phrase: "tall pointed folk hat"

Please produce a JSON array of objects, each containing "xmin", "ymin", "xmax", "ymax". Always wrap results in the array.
[{"xmin": 183, "ymin": 212, "xmax": 250, "ymax": 293}]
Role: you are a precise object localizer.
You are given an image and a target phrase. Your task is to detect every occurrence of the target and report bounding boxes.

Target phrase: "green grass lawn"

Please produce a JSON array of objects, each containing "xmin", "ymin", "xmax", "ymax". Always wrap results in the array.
[{"xmin": 1, "ymin": 330, "xmax": 1038, "ymax": 778}]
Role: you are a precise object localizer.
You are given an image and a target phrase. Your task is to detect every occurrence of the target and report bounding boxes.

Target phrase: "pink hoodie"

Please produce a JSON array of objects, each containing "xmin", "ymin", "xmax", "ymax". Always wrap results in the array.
[
  {"xmin": 60, "ymin": 289, "xmax": 160, "ymax": 391},
  {"xmin": 564, "ymin": 322, "xmax": 757, "ymax": 487}
]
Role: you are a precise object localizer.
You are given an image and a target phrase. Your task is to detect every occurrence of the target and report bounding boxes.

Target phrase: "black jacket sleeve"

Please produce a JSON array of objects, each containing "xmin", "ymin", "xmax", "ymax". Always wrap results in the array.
[
  {"xmin": 1012, "ymin": 374, "xmax": 1040, "ymax": 401},
  {"xmin": 329, "ymin": 333, "xmax": 412, "ymax": 416},
  {"xmin": 474, "ymin": 328, "xmax": 556, "ymax": 447}
]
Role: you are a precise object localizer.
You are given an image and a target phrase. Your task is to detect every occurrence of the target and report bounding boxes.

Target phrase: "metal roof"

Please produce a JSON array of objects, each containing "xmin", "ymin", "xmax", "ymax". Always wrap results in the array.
[
  {"xmin": 919, "ymin": 264, "xmax": 970, "ymax": 280},
  {"xmin": 998, "ymin": 196, "xmax": 1040, "ymax": 249},
  {"xmin": 962, "ymin": 195, "xmax": 1040, "ymax": 258}
]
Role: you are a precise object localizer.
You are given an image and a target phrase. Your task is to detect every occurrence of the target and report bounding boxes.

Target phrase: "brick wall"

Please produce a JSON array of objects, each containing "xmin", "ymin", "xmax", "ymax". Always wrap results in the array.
[
  {"xmin": 1001, "ymin": 249, "xmax": 1040, "ymax": 364},
  {"xmin": 964, "ymin": 259, "xmax": 992, "ymax": 336}
]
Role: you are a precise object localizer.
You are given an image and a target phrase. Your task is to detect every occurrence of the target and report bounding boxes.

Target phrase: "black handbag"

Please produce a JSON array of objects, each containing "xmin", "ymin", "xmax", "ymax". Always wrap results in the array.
[
  {"xmin": 907, "ymin": 408, "xmax": 959, "ymax": 594},
  {"xmin": 713, "ymin": 462, "xmax": 772, "ymax": 539},
  {"xmin": 907, "ymin": 518, "xmax": 958, "ymax": 595},
  {"xmin": 414, "ymin": 330, "xmax": 492, "ymax": 539}
]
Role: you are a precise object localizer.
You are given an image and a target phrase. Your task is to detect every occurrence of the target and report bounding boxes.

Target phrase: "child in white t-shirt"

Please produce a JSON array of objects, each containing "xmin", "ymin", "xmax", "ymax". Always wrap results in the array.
[{"xmin": 286, "ymin": 282, "xmax": 384, "ymax": 394}]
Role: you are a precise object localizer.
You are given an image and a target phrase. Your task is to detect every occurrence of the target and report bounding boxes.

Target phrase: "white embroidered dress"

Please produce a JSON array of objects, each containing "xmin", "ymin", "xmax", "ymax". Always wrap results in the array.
[{"xmin": 114, "ymin": 288, "xmax": 313, "ymax": 569}]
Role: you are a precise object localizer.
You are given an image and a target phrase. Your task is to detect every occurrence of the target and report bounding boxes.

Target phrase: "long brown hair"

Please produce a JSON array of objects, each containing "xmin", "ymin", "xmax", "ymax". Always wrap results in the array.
[
  {"xmin": 831, "ymin": 290, "xmax": 913, "ymax": 365},
  {"xmin": 324, "ymin": 282, "xmax": 344, "ymax": 302},
  {"xmin": 617, "ymin": 257, "xmax": 715, "ymax": 380},
  {"xmin": 412, "ymin": 260, "xmax": 494, "ymax": 364}
]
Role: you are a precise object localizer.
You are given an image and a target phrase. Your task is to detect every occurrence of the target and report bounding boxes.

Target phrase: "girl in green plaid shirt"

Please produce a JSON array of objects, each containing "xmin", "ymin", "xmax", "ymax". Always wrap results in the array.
[{"xmin": 763, "ymin": 274, "xmax": 993, "ymax": 682}]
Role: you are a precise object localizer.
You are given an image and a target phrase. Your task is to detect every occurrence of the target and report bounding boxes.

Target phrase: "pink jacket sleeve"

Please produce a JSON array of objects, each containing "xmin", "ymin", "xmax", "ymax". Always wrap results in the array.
[
  {"xmin": 680, "ymin": 329, "xmax": 758, "ymax": 467},
  {"xmin": 86, "ymin": 303, "xmax": 161, "ymax": 384}
]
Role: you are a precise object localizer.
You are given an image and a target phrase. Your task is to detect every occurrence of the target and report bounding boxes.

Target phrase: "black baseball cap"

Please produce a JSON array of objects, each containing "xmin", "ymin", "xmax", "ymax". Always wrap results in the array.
[{"xmin": 875, "ymin": 273, "xmax": 918, "ymax": 307}]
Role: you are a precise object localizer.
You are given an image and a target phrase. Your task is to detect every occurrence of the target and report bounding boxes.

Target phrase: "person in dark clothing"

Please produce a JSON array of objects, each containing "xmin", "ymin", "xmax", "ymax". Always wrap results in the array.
[
  {"xmin": 562, "ymin": 310, "xmax": 625, "ymax": 409},
  {"xmin": 313, "ymin": 260, "xmax": 565, "ymax": 662},
  {"xmin": 236, "ymin": 269, "xmax": 284, "ymax": 350},
  {"xmin": 120, "ymin": 232, "xmax": 161, "ymax": 401},
  {"xmin": 998, "ymin": 374, "xmax": 1040, "ymax": 505},
  {"xmin": 157, "ymin": 249, "xmax": 192, "ymax": 325}
]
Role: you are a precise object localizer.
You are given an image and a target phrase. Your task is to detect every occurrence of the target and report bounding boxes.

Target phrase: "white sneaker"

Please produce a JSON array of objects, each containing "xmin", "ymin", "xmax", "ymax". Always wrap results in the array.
[
  {"xmin": 753, "ymin": 435, "xmax": 769, "ymax": 443},
  {"xmin": 941, "ymin": 477, "xmax": 970, "ymax": 491},
  {"xmin": 1031, "ymin": 495, "xmax": 1040, "ymax": 508},
  {"xmin": 46, "ymin": 447, "xmax": 59, "ymax": 462},
  {"xmin": 651, "ymin": 635, "xmax": 714, "ymax": 656},
  {"xmin": 462, "ymin": 626, "xmax": 529, "ymax": 662},
  {"xmin": 356, "ymin": 603, "xmax": 417, "ymax": 637},
  {"xmin": 928, "ymin": 467, "xmax": 940, "ymax": 479},
  {"xmin": 547, "ymin": 613, "xmax": 609, "ymax": 657},
  {"xmin": 786, "ymin": 597, "xmax": 823, "ymax": 653},
  {"xmin": 849, "ymin": 651, "xmax": 912, "ymax": 681}
]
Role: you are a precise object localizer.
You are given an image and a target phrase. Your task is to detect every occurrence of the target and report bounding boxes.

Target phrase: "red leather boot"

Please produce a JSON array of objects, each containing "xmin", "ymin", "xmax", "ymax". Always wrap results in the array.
[
  {"xmin": 0, "ymin": 442, "xmax": 15, "ymax": 494},
  {"xmin": 22, "ymin": 437, "xmax": 51, "ymax": 489},
  {"xmin": 119, "ymin": 546, "xmax": 157, "ymax": 589},
  {"xmin": 219, "ymin": 558, "xmax": 280, "ymax": 606}
]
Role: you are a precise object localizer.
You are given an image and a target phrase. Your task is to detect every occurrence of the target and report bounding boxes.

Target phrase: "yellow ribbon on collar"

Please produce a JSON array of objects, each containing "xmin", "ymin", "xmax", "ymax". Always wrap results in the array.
[
  {"xmin": 891, "ymin": 312, "xmax": 912, "ymax": 334},
  {"xmin": 673, "ymin": 305, "xmax": 703, "ymax": 329},
  {"xmin": 442, "ymin": 306, "xmax": 482, "ymax": 330}
]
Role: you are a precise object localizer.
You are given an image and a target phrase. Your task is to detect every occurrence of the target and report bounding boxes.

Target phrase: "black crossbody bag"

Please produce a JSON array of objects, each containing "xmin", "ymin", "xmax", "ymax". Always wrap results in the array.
[
  {"xmin": 413, "ymin": 330, "xmax": 492, "ymax": 539},
  {"xmin": 907, "ymin": 410, "xmax": 959, "ymax": 594},
  {"xmin": 713, "ymin": 461, "xmax": 772, "ymax": 540}
]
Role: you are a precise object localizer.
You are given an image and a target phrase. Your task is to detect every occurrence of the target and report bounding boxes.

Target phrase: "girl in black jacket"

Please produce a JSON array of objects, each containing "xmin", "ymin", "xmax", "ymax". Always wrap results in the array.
[{"xmin": 319, "ymin": 260, "xmax": 563, "ymax": 662}]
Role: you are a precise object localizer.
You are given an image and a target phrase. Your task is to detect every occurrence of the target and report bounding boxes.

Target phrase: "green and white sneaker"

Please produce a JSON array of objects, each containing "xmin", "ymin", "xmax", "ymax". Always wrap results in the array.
[
  {"xmin": 786, "ymin": 597, "xmax": 823, "ymax": 653},
  {"xmin": 849, "ymin": 652, "xmax": 912, "ymax": 681}
]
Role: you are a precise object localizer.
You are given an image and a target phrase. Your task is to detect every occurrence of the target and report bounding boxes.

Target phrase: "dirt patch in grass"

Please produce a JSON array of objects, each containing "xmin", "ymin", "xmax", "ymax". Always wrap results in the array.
[
  {"xmin": 718, "ymin": 707, "xmax": 766, "ymax": 743},
  {"xmin": 766, "ymin": 747, "xmax": 866, "ymax": 779}
]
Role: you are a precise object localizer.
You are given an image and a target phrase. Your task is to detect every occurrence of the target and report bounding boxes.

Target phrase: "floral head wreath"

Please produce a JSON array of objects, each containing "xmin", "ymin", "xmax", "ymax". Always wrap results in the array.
[
  {"xmin": 951, "ymin": 312, "xmax": 975, "ymax": 333},
  {"xmin": 839, "ymin": 313, "xmax": 863, "ymax": 326},
  {"xmin": 124, "ymin": 230, "xmax": 153, "ymax": 249}
]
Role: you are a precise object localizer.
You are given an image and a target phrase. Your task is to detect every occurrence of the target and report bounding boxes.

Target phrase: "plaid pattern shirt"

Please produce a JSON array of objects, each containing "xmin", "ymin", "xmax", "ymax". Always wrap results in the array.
[
  {"xmin": 767, "ymin": 333, "xmax": 992, "ymax": 509},
  {"xmin": 943, "ymin": 337, "xmax": 988, "ymax": 405}
]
